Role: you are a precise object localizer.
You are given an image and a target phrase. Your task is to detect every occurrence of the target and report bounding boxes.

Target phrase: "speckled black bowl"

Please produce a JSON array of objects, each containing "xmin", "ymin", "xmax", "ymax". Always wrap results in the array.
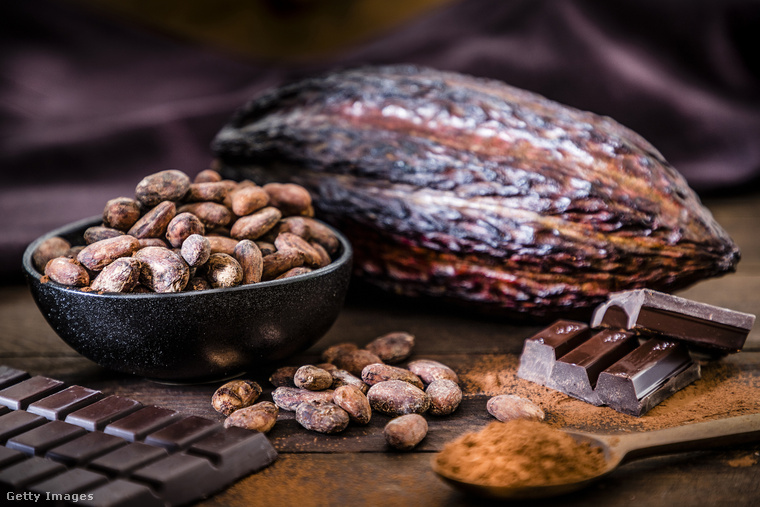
[{"xmin": 23, "ymin": 216, "xmax": 353, "ymax": 383}]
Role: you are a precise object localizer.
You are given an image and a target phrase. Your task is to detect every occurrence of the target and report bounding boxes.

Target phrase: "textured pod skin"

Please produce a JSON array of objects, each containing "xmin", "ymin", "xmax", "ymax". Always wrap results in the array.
[{"xmin": 213, "ymin": 64, "xmax": 740, "ymax": 317}]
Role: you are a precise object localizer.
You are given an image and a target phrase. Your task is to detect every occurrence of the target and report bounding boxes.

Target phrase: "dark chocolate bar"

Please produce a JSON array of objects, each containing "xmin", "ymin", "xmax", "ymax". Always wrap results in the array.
[
  {"xmin": 517, "ymin": 320, "xmax": 593, "ymax": 385},
  {"xmin": 596, "ymin": 338, "xmax": 701, "ymax": 416},
  {"xmin": 591, "ymin": 289, "xmax": 756, "ymax": 354},
  {"xmin": 546, "ymin": 329, "xmax": 640, "ymax": 405},
  {"xmin": 0, "ymin": 367, "xmax": 277, "ymax": 505}
]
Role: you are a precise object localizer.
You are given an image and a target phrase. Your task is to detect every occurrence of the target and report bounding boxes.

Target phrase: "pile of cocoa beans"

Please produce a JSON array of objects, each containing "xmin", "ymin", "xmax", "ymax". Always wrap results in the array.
[
  {"xmin": 33, "ymin": 169, "xmax": 339, "ymax": 293},
  {"xmin": 212, "ymin": 331, "xmax": 463, "ymax": 451}
]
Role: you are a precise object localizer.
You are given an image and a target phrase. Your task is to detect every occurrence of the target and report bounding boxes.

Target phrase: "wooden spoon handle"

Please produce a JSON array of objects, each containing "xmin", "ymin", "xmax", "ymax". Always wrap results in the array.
[{"xmin": 612, "ymin": 413, "xmax": 760, "ymax": 463}]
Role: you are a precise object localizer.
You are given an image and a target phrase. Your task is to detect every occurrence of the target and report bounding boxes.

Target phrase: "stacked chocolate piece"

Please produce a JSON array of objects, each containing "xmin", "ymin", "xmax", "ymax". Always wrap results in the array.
[{"xmin": 518, "ymin": 289, "xmax": 756, "ymax": 416}]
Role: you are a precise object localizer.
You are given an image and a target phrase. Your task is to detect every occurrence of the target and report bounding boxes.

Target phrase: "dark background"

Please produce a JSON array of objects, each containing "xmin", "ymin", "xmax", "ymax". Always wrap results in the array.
[{"xmin": 3, "ymin": 0, "xmax": 760, "ymax": 283}]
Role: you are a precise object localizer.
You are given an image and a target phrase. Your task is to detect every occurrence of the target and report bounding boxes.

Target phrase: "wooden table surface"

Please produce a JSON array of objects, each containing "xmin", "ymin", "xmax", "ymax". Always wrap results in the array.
[{"xmin": 2, "ymin": 191, "xmax": 759, "ymax": 506}]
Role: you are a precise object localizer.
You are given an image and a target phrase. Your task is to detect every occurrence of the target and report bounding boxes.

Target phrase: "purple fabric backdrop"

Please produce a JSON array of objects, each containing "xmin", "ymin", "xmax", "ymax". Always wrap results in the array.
[{"xmin": 2, "ymin": 0, "xmax": 759, "ymax": 282}]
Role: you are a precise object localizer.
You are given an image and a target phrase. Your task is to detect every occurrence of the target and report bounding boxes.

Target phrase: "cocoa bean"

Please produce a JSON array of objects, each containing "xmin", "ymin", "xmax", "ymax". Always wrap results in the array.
[
  {"xmin": 180, "ymin": 234, "xmax": 211, "ymax": 267},
  {"xmin": 274, "ymin": 232, "xmax": 322, "ymax": 268},
  {"xmin": 255, "ymin": 241, "xmax": 276, "ymax": 256},
  {"xmin": 301, "ymin": 217, "xmax": 339, "ymax": 255},
  {"xmin": 185, "ymin": 182, "xmax": 228, "ymax": 203},
  {"xmin": 263, "ymin": 182, "xmax": 312, "ymax": 217},
  {"xmin": 384, "ymin": 414, "xmax": 428, "ymax": 450},
  {"xmin": 90, "ymin": 257, "xmax": 142, "ymax": 293},
  {"xmin": 230, "ymin": 206, "xmax": 281, "ymax": 240},
  {"xmin": 135, "ymin": 169, "xmax": 190, "ymax": 207},
  {"xmin": 33, "ymin": 236, "xmax": 71, "ymax": 272},
  {"xmin": 165, "ymin": 212, "xmax": 205, "ymax": 248},
  {"xmin": 102, "ymin": 197, "xmax": 141, "ymax": 231},
  {"xmin": 231, "ymin": 186, "xmax": 269, "ymax": 216},
  {"xmin": 211, "ymin": 379, "xmax": 262, "ymax": 416},
  {"xmin": 187, "ymin": 276, "xmax": 211, "ymax": 291},
  {"xmin": 276, "ymin": 216, "xmax": 310, "ymax": 239},
  {"xmin": 407, "ymin": 359, "xmax": 459, "ymax": 385},
  {"xmin": 206, "ymin": 235, "xmax": 238, "ymax": 255},
  {"xmin": 333, "ymin": 385, "xmax": 371, "ymax": 425},
  {"xmin": 295, "ymin": 400, "xmax": 349, "ymax": 434},
  {"xmin": 293, "ymin": 365, "xmax": 333, "ymax": 391},
  {"xmin": 84, "ymin": 226, "xmax": 124, "ymax": 244},
  {"xmin": 224, "ymin": 401, "xmax": 278, "ymax": 432},
  {"xmin": 330, "ymin": 369, "xmax": 368, "ymax": 393},
  {"xmin": 486, "ymin": 394, "xmax": 545, "ymax": 422},
  {"xmin": 310, "ymin": 242, "xmax": 332, "ymax": 268},
  {"xmin": 233, "ymin": 240, "xmax": 263, "ymax": 284},
  {"xmin": 321, "ymin": 343, "xmax": 358, "ymax": 363},
  {"xmin": 138, "ymin": 238, "xmax": 168, "ymax": 249},
  {"xmin": 316, "ymin": 363, "xmax": 338, "ymax": 372},
  {"xmin": 261, "ymin": 249, "xmax": 305, "ymax": 280},
  {"xmin": 202, "ymin": 253, "xmax": 243, "ymax": 288},
  {"xmin": 127, "ymin": 201, "xmax": 177, "ymax": 239},
  {"xmin": 77, "ymin": 235, "xmax": 140, "ymax": 271},
  {"xmin": 194, "ymin": 169, "xmax": 222, "ymax": 183},
  {"xmin": 133, "ymin": 246, "xmax": 190, "ymax": 293},
  {"xmin": 330, "ymin": 349, "xmax": 383, "ymax": 378},
  {"xmin": 366, "ymin": 380, "xmax": 430, "ymax": 416},
  {"xmin": 275, "ymin": 267, "xmax": 312, "ymax": 279},
  {"xmin": 272, "ymin": 387, "xmax": 335, "ymax": 411},
  {"xmin": 361, "ymin": 363, "xmax": 424, "ymax": 390},
  {"xmin": 426, "ymin": 379, "xmax": 462, "ymax": 416},
  {"xmin": 269, "ymin": 366, "xmax": 298, "ymax": 388},
  {"xmin": 44, "ymin": 257, "xmax": 89, "ymax": 287},
  {"xmin": 177, "ymin": 202, "xmax": 232, "ymax": 228},
  {"xmin": 365, "ymin": 332, "xmax": 415, "ymax": 364}
]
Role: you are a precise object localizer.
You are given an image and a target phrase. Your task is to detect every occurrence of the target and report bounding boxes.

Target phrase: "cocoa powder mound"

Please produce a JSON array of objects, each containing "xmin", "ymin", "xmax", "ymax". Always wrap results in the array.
[
  {"xmin": 434, "ymin": 419, "xmax": 606, "ymax": 487},
  {"xmin": 459, "ymin": 353, "xmax": 760, "ymax": 432}
]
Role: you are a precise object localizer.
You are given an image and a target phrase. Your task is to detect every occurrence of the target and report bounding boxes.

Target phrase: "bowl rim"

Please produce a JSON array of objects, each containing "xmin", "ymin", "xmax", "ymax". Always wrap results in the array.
[{"xmin": 23, "ymin": 214, "xmax": 353, "ymax": 299}]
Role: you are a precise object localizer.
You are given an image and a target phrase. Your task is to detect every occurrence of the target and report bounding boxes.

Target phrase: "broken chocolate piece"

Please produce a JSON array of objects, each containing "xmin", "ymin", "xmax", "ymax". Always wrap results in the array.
[
  {"xmin": 547, "ymin": 329, "xmax": 639, "ymax": 405},
  {"xmin": 591, "ymin": 289, "xmax": 756, "ymax": 355},
  {"xmin": 596, "ymin": 338, "xmax": 701, "ymax": 416},
  {"xmin": 517, "ymin": 320, "xmax": 593, "ymax": 385}
]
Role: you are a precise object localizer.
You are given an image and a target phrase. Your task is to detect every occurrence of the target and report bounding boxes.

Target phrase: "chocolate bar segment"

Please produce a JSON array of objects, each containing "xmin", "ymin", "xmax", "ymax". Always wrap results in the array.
[
  {"xmin": 0, "ymin": 376, "xmax": 64, "ymax": 410},
  {"xmin": 65, "ymin": 395, "xmax": 142, "ymax": 431},
  {"xmin": 547, "ymin": 329, "xmax": 639, "ymax": 405},
  {"xmin": 517, "ymin": 320, "xmax": 593, "ymax": 385},
  {"xmin": 27, "ymin": 385, "xmax": 103, "ymax": 420},
  {"xmin": 591, "ymin": 289, "xmax": 756, "ymax": 354},
  {"xmin": 596, "ymin": 339, "xmax": 701, "ymax": 416}
]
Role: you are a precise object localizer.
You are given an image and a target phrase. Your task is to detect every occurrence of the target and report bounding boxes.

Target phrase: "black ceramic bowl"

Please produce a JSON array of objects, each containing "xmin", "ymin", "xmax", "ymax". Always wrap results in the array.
[{"xmin": 23, "ymin": 216, "xmax": 353, "ymax": 383}]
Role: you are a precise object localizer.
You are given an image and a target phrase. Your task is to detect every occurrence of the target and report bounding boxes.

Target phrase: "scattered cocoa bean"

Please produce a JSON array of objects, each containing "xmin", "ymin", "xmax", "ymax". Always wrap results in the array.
[
  {"xmin": 331, "ymin": 349, "xmax": 383, "ymax": 378},
  {"xmin": 133, "ymin": 246, "xmax": 189, "ymax": 293},
  {"xmin": 269, "ymin": 366, "xmax": 298, "ymax": 388},
  {"xmin": 206, "ymin": 235, "xmax": 238, "ymax": 255},
  {"xmin": 177, "ymin": 202, "xmax": 233, "ymax": 228},
  {"xmin": 127, "ymin": 201, "xmax": 177, "ymax": 239},
  {"xmin": 367, "ymin": 380, "xmax": 430, "ymax": 416},
  {"xmin": 102, "ymin": 197, "xmax": 141, "ymax": 231},
  {"xmin": 224, "ymin": 401, "xmax": 278, "ymax": 432},
  {"xmin": 231, "ymin": 186, "xmax": 269, "ymax": 216},
  {"xmin": 365, "ymin": 332, "xmax": 415, "ymax": 364},
  {"xmin": 293, "ymin": 365, "xmax": 333, "ymax": 391},
  {"xmin": 263, "ymin": 182, "xmax": 312, "ymax": 216},
  {"xmin": 426, "ymin": 379, "xmax": 462, "ymax": 416},
  {"xmin": 330, "ymin": 369, "xmax": 368, "ymax": 393},
  {"xmin": 230, "ymin": 206, "xmax": 282, "ymax": 240},
  {"xmin": 185, "ymin": 182, "xmax": 228, "ymax": 203},
  {"xmin": 407, "ymin": 359, "xmax": 459, "ymax": 385},
  {"xmin": 202, "ymin": 253, "xmax": 243, "ymax": 288},
  {"xmin": 135, "ymin": 169, "xmax": 190, "ymax": 207},
  {"xmin": 44, "ymin": 257, "xmax": 89, "ymax": 287},
  {"xmin": 333, "ymin": 385, "xmax": 371, "ymax": 425},
  {"xmin": 361, "ymin": 363, "xmax": 424, "ymax": 390},
  {"xmin": 211, "ymin": 379, "xmax": 263, "ymax": 416},
  {"xmin": 384, "ymin": 414, "xmax": 428, "ymax": 450},
  {"xmin": 486, "ymin": 394, "xmax": 545, "ymax": 422},
  {"xmin": 272, "ymin": 387, "xmax": 335, "ymax": 411},
  {"xmin": 261, "ymin": 249, "xmax": 306, "ymax": 280},
  {"xmin": 295, "ymin": 400, "xmax": 349, "ymax": 434},
  {"xmin": 90, "ymin": 257, "xmax": 142, "ymax": 293},
  {"xmin": 77, "ymin": 235, "xmax": 140, "ymax": 271},
  {"xmin": 180, "ymin": 234, "xmax": 211, "ymax": 267},
  {"xmin": 33, "ymin": 236, "xmax": 71, "ymax": 272},
  {"xmin": 83, "ymin": 226, "xmax": 124, "ymax": 244},
  {"xmin": 321, "ymin": 343, "xmax": 358, "ymax": 363},
  {"xmin": 233, "ymin": 240, "xmax": 263, "ymax": 284},
  {"xmin": 165, "ymin": 212, "xmax": 205, "ymax": 248}
]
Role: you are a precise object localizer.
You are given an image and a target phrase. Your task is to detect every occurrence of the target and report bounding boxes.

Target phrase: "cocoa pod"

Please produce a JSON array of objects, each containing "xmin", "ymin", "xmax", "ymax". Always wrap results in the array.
[
  {"xmin": 33, "ymin": 237, "xmax": 71, "ymax": 272},
  {"xmin": 77, "ymin": 235, "xmax": 140, "ymax": 271},
  {"xmin": 213, "ymin": 64, "xmax": 740, "ymax": 317},
  {"xmin": 133, "ymin": 246, "xmax": 190, "ymax": 293},
  {"xmin": 135, "ymin": 169, "xmax": 190, "ymax": 207},
  {"xmin": 44, "ymin": 257, "xmax": 89, "ymax": 287},
  {"xmin": 127, "ymin": 201, "xmax": 177, "ymax": 239},
  {"xmin": 224, "ymin": 401, "xmax": 278, "ymax": 432},
  {"xmin": 384, "ymin": 414, "xmax": 428, "ymax": 450},
  {"xmin": 90, "ymin": 257, "xmax": 142, "ymax": 293},
  {"xmin": 366, "ymin": 380, "xmax": 430, "ymax": 416},
  {"xmin": 165, "ymin": 212, "xmax": 205, "ymax": 248},
  {"xmin": 102, "ymin": 197, "xmax": 141, "ymax": 231}
]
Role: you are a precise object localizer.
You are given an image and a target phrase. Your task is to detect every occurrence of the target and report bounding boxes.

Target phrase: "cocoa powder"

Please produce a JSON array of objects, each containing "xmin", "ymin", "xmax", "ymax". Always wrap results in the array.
[
  {"xmin": 434, "ymin": 419, "xmax": 606, "ymax": 487},
  {"xmin": 460, "ymin": 353, "xmax": 760, "ymax": 432}
]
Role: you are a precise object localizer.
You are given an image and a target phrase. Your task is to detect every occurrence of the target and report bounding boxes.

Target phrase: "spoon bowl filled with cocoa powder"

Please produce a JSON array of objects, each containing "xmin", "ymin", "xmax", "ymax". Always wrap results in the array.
[{"xmin": 432, "ymin": 414, "xmax": 760, "ymax": 499}]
